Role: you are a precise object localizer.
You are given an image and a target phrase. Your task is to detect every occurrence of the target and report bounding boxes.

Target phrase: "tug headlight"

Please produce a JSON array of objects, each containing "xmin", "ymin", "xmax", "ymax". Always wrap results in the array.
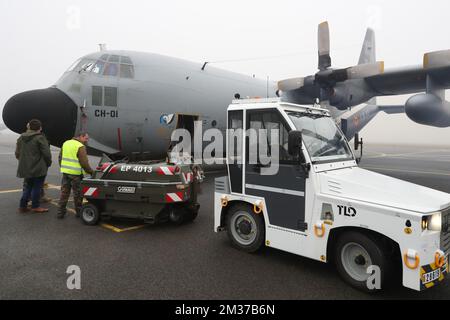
[{"xmin": 422, "ymin": 212, "xmax": 442, "ymax": 232}]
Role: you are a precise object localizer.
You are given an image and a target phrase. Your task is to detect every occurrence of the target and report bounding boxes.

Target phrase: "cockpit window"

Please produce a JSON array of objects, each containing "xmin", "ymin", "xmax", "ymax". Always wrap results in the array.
[
  {"xmin": 120, "ymin": 64, "xmax": 134, "ymax": 78},
  {"xmin": 80, "ymin": 60, "xmax": 95, "ymax": 72},
  {"xmin": 92, "ymin": 60, "xmax": 105, "ymax": 74},
  {"xmin": 67, "ymin": 59, "xmax": 95, "ymax": 72},
  {"xmin": 108, "ymin": 55, "xmax": 120, "ymax": 63},
  {"xmin": 85, "ymin": 55, "xmax": 134, "ymax": 78},
  {"xmin": 103, "ymin": 63, "xmax": 119, "ymax": 76},
  {"xmin": 120, "ymin": 56, "xmax": 133, "ymax": 64},
  {"xmin": 67, "ymin": 59, "xmax": 81, "ymax": 72}
]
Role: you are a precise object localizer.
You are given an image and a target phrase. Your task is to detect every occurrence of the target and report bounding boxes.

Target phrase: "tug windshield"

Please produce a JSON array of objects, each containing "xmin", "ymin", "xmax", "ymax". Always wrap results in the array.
[{"xmin": 287, "ymin": 111, "xmax": 353, "ymax": 164}]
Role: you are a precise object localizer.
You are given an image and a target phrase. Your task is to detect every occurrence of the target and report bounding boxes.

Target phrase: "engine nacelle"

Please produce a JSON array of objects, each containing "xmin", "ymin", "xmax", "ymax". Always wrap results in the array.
[
  {"xmin": 329, "ymin": 82, "xmax": 374, "ymax": 110},
  {"xmin": 405, "ymin": 94, "xmax": 450, "ymax": 127}
]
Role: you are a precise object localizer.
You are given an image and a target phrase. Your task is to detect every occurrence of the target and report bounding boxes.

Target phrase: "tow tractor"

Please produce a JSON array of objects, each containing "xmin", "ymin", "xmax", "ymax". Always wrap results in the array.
[
  {"xmin": 214, "ymin": 98, "xmax": 450, "ymax": 292},
  {"xmin": 80, "ymin": 155, "xmax": 203, "ymax": 226}
]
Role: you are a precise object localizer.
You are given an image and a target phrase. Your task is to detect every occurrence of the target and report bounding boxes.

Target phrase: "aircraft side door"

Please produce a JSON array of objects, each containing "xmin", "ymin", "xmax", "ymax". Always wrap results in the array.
[{"xmin": 244, "ymin": 109, "xmax": 307, "ymax": 232}]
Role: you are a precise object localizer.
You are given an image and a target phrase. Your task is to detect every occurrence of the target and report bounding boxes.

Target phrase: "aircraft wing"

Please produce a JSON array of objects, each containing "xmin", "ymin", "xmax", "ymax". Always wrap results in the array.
[{"xmin": 365, "ymin": 51, "xmax": 450, "ymax": 96}]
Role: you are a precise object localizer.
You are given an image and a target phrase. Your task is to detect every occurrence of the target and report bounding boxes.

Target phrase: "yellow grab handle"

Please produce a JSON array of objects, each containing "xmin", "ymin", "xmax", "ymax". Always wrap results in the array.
[
  {"xmin": 435, "ymin": 251, "xmax": 446, "ymax": 268},
  {"xmin": 221, "ymin": 197, "xmax": 228, "ymax": 207},
  {"xmin": 253, "ymin": 202, "xmax": 263, "ymax": 214},
  {"xmin": 314, "ymin": 223, "xmax": 325, "ymax": 238},
  {"xmin": 404, "ymin": 252, "xmax": 420, "ymax": 270}
]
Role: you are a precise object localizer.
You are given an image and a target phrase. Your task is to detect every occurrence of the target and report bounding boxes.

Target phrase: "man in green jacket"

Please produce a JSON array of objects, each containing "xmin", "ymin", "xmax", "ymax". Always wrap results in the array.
[{"xmin": 15, "ymin": 119, "xmax": 52, "ymax": 213}]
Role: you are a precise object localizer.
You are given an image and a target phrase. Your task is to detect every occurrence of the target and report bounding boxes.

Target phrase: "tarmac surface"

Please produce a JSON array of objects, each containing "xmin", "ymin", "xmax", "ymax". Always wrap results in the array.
[{"xmin": 1, "ymin": 131, "xmax": 450, "ymax": 299}]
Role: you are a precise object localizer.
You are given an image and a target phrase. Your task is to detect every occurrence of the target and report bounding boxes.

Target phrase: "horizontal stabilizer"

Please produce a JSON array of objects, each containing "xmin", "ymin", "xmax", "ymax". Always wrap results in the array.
[
  {"xmin": 378, "ymin": 105, "xmax": 405, "ymax": 114},
  {"xmin": 340, "ymin": 104, "xmax": 379, "ymax": 140}
]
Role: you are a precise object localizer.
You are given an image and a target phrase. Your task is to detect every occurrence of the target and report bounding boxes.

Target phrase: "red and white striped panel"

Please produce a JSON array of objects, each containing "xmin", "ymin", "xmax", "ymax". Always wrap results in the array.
[
  {"xmin": 157, "ymin": 166, "xmax": 175, "ymax": 176},
  {"xmin": 82, "ymin": 187, "xmax": 99, "ymax": 198},
  {"xmin": 165, "ymin": 192, "xmax": 185, "ymax": 203}
]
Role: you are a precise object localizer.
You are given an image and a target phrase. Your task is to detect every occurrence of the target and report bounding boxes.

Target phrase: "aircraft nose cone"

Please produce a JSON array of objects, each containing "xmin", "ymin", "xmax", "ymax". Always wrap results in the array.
[{"xmin": 2, "ymin": 88, "xmax": 78, "ymax": 147}]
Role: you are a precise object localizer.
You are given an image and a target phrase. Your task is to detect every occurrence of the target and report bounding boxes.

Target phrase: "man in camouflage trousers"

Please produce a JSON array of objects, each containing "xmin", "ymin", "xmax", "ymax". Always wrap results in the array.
[{"xmin": 57, "ymin": 132, "xmax": 94, "ymax": 219}]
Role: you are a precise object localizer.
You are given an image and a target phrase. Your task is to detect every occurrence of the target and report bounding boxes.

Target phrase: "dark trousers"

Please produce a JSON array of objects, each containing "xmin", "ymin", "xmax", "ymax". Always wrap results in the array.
[
  {"xmin": 58, "ymin": 174, "xmax": 83, "ymax": 216},
  {"xmin": 20, "ymin": 176, "xmax": 46, "ymax": 209}
]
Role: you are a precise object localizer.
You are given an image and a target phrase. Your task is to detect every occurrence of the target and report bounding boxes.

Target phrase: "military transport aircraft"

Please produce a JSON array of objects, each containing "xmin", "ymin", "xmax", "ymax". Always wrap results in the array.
[{"xmin": 3, "ymin": 21, "xmax": 450, "ymax": 159}]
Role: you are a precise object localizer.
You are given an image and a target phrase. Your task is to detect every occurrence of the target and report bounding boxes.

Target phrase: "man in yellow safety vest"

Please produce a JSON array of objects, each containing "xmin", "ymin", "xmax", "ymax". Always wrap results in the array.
[{"xmin": 57, "ymin": 132, "xmax": 94, "ymax": 219}]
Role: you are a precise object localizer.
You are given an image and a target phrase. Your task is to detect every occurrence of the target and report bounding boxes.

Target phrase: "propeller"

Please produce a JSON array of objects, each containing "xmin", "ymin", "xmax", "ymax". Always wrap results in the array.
[
  {"xmin": 278, "ymin": 21, "xmax": 384, "ymax": 105},
  {"xmin": 424, "ymin": 49, "xmax": 450, "ymax": 69},
  {"xmin": 318, "ymin": 21, "xmax": 331, "ymax": 71}
]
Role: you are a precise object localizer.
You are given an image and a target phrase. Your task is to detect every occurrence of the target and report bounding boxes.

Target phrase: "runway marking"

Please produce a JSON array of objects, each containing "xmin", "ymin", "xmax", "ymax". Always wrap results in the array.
[
  {"xmin": 0, "ymin": 185, "xmax": 61, "ymax": 194},
  {"xmin": 365, "ymin": 156, "xmax": 450, "ymax": 163},
  {"xmin": 46, "ymin": 199, "xmax": 146, "ymax": 232},
  {"xmin": 100, "ymin": 223, "xmax": 146, "ymax": 233},
  {"xmin": 0, "ymin": 188, "xmax": 24, "ymax": 194},
  {"xmin": 0, "ymin": 151, "xmax": 60, "ymax": 156},
  {"xmin": 362, "ymin": 165, "xmax": 450, "ymax": 177},
  {"xmin": 49, "ymin": 200, "xmax": 76, "ymax": 214},
  {"xmin": 364, "ymin": 149, "xmax": 450, "ymax": 159}
]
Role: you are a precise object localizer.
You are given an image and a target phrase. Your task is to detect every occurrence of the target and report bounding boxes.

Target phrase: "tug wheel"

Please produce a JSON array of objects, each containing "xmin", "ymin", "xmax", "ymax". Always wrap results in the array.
[
  {"xmin": 226, "ymin": 203, "xmax": 265, "ymax": 253},
  {"xmin": 334, "ymin": 231, "xmax": 395, "ymax": 292},
  {"xmin": 81, "ymin": 203, "xmax": 101, "ymax": 226}
]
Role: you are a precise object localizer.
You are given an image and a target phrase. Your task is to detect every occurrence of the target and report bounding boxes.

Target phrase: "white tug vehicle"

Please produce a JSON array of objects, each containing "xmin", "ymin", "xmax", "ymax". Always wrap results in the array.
[{"xmin": 214, "ymin": 98, "xmax": 449, "ymax": 292}]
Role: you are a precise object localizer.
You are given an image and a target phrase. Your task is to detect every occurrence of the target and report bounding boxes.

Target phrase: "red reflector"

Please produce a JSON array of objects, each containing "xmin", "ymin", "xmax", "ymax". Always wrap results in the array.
[{"xmin": 99, "ymin": 163, "xmax": 111, "ymax": 172}]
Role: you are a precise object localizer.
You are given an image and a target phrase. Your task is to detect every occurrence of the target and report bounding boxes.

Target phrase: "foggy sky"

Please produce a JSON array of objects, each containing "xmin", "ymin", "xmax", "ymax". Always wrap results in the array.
[{"xmin": 1, "ymin": 0, "xmax": 450, "ymax": 145}]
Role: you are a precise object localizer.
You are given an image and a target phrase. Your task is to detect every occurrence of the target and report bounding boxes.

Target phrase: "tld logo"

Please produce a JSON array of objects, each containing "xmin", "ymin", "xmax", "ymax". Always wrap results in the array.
[{"xmin": 338, "ymin": 205, "xmax": 357, "ymax": 217}]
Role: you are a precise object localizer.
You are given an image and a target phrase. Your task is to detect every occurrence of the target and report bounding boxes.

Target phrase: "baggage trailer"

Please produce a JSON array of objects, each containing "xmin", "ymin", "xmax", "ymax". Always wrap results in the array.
[
  {"xmin": 80, "ymin": 155, "xmax": 203, "ymax": 226},
  {"xmin": 214, "ymin": 98, "xmax": 450, "ymax": 292}
]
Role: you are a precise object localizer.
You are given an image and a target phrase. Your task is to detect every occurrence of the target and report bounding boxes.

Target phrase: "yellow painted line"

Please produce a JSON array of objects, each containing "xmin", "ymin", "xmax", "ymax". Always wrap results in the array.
[
  {"xmin": 49, "ymin": 200, "xmax": 76, "ymax": 214},
  {"xmin": 100, "ymin": 223, "xmax": 123, "ymax": 233},
  {"xmin": 50, "ymin": 201, "xmax": 145, "ymax": 232},
  {"xmin": 118, "ymin": 225, "xmax": 146, "ymax": 232},
  {"xmin": 0, "ymin": 187, "xmax": 145, "ymax": 232},
  {"xmin": 364, "ymin": 149, "xmax": 450, "ymax": 159},
  {"xmin": 100, "ymin": 223, "xmax": 146, "ymax": 233},
  {"xmin": 0, "ymin": 185, "xmax": 61, "ymax": 195},
  {"xmin": 48, "ymin": 197, "xmax": 145, "ymax": 233},
  {"xmin": 0, "ymin": 188, "xmax": 23, "ymax": 194},
  {"xmin": 46, "ymin": 184, "xmax": 61, "ymax": 190},
  {"xmin": 362, "ymin": 165, "xmax": 450, "ymax": 177}
]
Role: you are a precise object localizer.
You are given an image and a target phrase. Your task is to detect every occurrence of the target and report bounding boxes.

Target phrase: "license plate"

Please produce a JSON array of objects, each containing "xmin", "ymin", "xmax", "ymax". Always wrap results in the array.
[{"xmin": 423, "ymin": 269, "xmax": 441, "ymax": 284}]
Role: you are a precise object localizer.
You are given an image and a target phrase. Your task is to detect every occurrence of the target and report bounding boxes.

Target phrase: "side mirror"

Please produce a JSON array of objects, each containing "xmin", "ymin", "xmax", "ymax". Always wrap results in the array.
[
  {"xmin": 288, "ymin": 130, "xmax": 303, "ymax": 156},
  {"xmin": 354, "ymin": 133, "xmax": 364, "ymax": 163}
]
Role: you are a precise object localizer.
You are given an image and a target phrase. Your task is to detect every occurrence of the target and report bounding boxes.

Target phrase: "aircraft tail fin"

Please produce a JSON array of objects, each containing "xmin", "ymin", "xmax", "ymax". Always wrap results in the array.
[
  {"xmin": 359, "ymin": 28, "xmax": 376, "ymax": 65},
  {"xmin": 359, "ymin": 28, "xmax": 377, "ymax": 105}
]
